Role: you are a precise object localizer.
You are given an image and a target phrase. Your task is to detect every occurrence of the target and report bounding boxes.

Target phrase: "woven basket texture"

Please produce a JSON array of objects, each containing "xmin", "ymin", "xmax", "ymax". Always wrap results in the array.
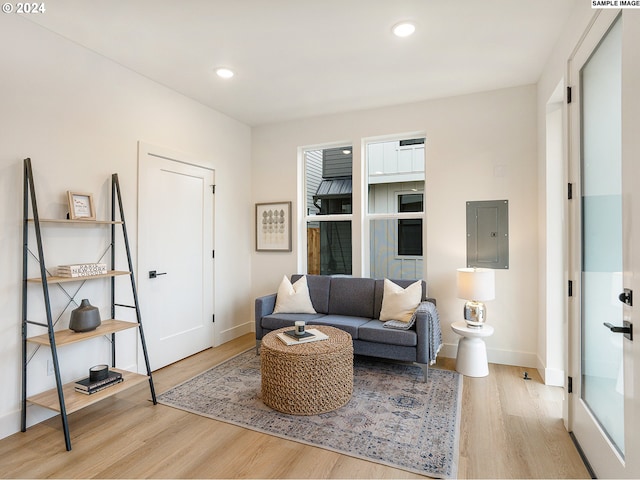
[{"xmin": 261, "ymin": 326, "xmax": 353, "ymax": 415}]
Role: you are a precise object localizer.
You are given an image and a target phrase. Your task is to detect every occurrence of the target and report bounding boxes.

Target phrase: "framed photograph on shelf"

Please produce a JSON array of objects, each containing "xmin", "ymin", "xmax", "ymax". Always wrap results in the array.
[
  {"xmin": 256, "ymin": 201, "xmax": 292, "ymax": 252},
  {"xmin": 67, "ymin": 191, "xmax": 96, "ymax": 220}
]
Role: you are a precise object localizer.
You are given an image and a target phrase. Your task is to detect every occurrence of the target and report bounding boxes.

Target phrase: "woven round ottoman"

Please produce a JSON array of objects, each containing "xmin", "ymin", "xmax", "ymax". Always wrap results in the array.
[{"xmin": 260, "ymin": 325, "xmax": 353, "ymax": 415}]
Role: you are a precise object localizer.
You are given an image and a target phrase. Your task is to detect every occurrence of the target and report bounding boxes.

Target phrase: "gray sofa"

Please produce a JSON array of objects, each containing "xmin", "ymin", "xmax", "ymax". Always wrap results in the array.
[{"xmin": 255, "ymin": 274, "xmax": 442, "ymax": 381}]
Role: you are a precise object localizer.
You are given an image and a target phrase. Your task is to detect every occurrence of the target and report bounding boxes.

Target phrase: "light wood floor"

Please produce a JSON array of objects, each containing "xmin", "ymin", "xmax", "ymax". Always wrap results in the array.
[{"xmin": 0, "ymin": 333, "xmax": 590, "ymax": 479}]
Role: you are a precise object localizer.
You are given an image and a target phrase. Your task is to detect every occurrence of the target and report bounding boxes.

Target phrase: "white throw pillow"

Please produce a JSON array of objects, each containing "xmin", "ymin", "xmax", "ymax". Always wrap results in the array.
[
  {"xmin": 273, "ymin": 275, "xmax": 317, "ymax": 314},
  {"xmin": 379, "ymin": 279, "xmax": 422, "ymax": 323}
]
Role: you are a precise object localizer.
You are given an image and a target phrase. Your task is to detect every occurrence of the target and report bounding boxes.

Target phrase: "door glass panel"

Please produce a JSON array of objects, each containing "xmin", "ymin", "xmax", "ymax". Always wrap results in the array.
[{"xmin": 580, "ymin": 17, "xmax": 624, "ymax": 456}]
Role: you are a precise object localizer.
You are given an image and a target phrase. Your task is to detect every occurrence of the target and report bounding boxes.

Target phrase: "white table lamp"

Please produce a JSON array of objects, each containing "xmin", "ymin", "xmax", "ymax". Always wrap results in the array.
[{"xmin": 457, "ymin": 267, "xmax": 495, "ymax": 328}]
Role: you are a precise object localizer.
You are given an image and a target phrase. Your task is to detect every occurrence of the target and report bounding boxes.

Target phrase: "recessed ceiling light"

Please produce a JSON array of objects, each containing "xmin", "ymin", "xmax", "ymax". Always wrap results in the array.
[
  {"xmin": 215, "ymin": 67, "xmax": 234, "ymax": 79},
  {"xmin": 342, "ymin": 149, "xmax": 351, "ymax": 155},
  {"xmin": 392, "ymin": 22, "xmax": 416, "ymax": 38}
]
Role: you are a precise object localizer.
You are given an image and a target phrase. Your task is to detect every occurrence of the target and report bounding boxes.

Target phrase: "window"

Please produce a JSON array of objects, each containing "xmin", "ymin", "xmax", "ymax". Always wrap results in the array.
[
  {"xmin": 367, "ymin": 137, "xmax": 425, "ymax": 279},
  {"xmin": 398, "ymin": 193, "xmax": 423, "ymax": 256},
  {"xmin": 300, "ymin": 135, "xmax": 425, "ymax": 279},
  {"xmin": 304, "ymin": 146, "xmax": 352, "ymax": 275}
]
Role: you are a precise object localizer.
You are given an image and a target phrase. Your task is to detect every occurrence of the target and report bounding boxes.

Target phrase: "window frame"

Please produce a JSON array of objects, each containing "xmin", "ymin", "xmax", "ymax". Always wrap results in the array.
[
  {"xmin": 298, "ymin": 133, "xmax": 426, "ymax": 279},
  {"xmin": 363, "ymin": 134, "xmax": 426, "ymax": 279},
  {"xmin": 396, "ymin": 190, "xmax": 424, "ymax": 258},
  {"xmin": 300, "ymin": 143, "xmax": 355, "ymax": 276}
]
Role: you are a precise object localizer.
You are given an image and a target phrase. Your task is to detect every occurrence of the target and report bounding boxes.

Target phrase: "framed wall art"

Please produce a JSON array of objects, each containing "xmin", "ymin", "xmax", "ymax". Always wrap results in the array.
[
  {"xmin": 67, "ymin": 191, "xmax": 96, "ymax": 220},
  {"xmin": 256, "ymin": 201, "xmax": 292, "ymax": 252}
]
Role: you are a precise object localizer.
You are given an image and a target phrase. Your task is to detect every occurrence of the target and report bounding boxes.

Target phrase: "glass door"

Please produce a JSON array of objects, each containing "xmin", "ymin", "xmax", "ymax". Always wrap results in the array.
[
  {"xmin": 568, "ymin": 11, "xmax": 634, "ymax": 477},
  {"xmin": 580, "ymin": 15, "xmax": 624, "ymax": 456}
]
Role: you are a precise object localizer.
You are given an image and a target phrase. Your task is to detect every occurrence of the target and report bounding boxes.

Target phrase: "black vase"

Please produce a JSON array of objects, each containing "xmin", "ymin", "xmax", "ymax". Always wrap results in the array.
[{"xmin": 69, "ymin": 299, "xmax": 101, "ymax": 332}]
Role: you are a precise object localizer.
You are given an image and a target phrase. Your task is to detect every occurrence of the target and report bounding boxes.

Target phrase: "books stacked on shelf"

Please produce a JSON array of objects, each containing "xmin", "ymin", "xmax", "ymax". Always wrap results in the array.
[
  {"xmin": 74, "ymin": 370, "xmax": 123, "ymax": 395},
  {"xmin": 57, "ymin": 263, "xmax": 107, "ymax": 278},
  {"xmin": 277, "ymin": 328, "xmax": 329, "ymax": 346}
]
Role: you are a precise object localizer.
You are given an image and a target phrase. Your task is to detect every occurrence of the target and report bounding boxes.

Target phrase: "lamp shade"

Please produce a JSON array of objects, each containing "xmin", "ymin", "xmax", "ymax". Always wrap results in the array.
[{"xmin": 457, "ymin": 268, "xmax": 495, "ymax": 301}]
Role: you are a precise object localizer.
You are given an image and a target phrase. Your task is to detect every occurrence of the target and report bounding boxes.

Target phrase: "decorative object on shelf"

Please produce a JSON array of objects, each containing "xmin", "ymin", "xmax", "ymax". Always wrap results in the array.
[
  {"xmin": 67, "ymin": 191, "xmax": 96, "ymax": 220},
  {"xmin": 456, "ymin": 267, "xmax": 495, "ymax": 327},
  {"xmin": 74, "ymin": 369, "xmax": 123, "ymax": 395},
  {"xmin": 57, "ymin": 263, "xmax": 107, "ymax": 278},
  {"xmin": 69, "ymin": 299, "xmax": 101, "ymax": 332},
  {"xmin": 89, "ymin": 364, "xmax": 108, "ymax": 382},
  {"xmin": 255, "ymin": 201, "xmax": 292, "ymax": 252}
]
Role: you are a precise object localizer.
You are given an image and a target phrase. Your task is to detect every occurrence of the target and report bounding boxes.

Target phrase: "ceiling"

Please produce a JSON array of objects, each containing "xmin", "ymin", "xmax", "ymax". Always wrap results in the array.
[{"xmin": 25, "ymin": 0, "xmax": 579, "ymax": 126}]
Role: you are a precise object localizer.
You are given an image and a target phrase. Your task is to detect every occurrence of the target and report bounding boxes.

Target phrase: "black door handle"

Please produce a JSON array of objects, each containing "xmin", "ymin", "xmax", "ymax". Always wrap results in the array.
[
  {"xmin": 149, "ymin": 270, "xmax": 167, "ymax": 279},
  {"xmin": 603, "ymin": 321, "xmax": 633, "ymax": 341}
]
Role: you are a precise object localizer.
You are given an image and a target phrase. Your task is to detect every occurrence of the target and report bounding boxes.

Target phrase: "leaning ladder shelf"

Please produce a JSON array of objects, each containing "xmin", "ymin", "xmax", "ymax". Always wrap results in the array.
[{"xmin": 21, "ymin": 158, "xmax": 157, "ymax": 451}]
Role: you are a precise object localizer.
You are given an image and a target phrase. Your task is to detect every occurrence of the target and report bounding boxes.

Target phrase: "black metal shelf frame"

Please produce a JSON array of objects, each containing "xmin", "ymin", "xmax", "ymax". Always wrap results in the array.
[{"xmin": 21, "ymin": 157, "xmax": 156, "ymax": 451}]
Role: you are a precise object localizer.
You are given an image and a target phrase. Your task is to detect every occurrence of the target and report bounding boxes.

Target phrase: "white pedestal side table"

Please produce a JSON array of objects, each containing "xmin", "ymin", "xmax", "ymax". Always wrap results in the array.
[{"xmin": 451, "ymin": 321, "xmax": 494, "ymax": 377}]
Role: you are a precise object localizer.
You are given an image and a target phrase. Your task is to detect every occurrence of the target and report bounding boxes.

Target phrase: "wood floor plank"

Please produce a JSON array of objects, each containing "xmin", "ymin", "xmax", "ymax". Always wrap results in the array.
[{"xmin": 0, "ymin": 333, "xmax": 590, "ymax": 479}]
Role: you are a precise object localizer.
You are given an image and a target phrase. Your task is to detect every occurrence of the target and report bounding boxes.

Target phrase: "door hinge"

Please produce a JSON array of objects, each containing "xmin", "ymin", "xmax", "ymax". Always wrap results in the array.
[
  {"xmin": 212, "ymin": 314, "xmax": 215, "ymax": 323},
  {"xmin": 568, "ymin": 280, "xmax": 573, "ymax": 297},
  {"xmin": 567, "ymin": 86, "xmax": 572, "ymax": 104},
  {"xmin": 568, "ymin": 376, "xmax": 573, "ymax": 393},
  {"xmin": 212, "ymin": 250, "xmax": 215, "ymax": 259},
  {"xmin": 568, "ymin": 183, "xmax": 573, "ymax": 200},
  {"xmin": 211, "ymin": 184, "xmax": 216, "ymax": 194}
]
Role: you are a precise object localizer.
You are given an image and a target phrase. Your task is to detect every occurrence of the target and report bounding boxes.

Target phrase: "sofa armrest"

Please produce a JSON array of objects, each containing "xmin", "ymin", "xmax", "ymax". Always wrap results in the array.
[
  {"xmin": 414, "ymin": 300, "xmax": 442, "ymax": 365},
  {"xmin": 255, "ymin": 293, "xmax": 277, "ymax": 340}
]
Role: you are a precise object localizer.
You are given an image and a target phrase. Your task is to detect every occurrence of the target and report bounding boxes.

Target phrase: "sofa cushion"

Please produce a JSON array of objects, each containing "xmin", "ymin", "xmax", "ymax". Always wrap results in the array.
[
  {"xmin": 311, "ymin": 314, "xmax": 370, "ymax": 339},
  {"xmin": 291, "ymin": 274, "xmax": 331, "ymax": 314},
  {"xmin": 328, "ymin": 277, "xmax": 375, "ymax": 318},
  {"xmin": 379, "ymin": 279, "xmax": 422, "ymax": 323},
  {"xmin": 262, "ymin": 312, "xmax": 326, "ymax": 331},
  {"xmin": 359, "ymin": 319, "xmax": 417, "ymax": 347},
  {"xmin": 374, "ymin": 278, "xmax": 426, "ymax": 319},
  {"xmin": 273, "ymin": 275, "xmax": 316, "ymax": 314}
]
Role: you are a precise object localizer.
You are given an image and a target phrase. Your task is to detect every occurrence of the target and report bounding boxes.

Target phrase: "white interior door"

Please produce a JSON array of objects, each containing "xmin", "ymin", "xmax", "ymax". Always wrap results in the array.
[
  {"xmin": 138, "ymin": 142, "xmax": 214, "ymax": 371},
  {"xmin": 568, "ymin": 10, "xmax": 638, "ymax": 478}
]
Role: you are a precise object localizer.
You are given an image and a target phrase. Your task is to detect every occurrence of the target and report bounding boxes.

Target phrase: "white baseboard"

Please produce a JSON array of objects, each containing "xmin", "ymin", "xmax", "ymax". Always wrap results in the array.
[
  {"xmin": 441, "ymin": 342, "xmax": 539, "ymax": 369},
  {"xmin": 215, "ymin": 321, "xmax": 253, "ymax": 346},
  {"xmin": 541, "ymin": 367, "xmax": 564, "ymax": 387},
  {"xmin": 0, "ymin": 404, "xmax": 57, "ymax": 442}
]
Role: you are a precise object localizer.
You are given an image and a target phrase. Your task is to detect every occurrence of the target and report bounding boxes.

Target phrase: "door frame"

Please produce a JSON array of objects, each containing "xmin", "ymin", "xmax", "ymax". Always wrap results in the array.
[
  {"xmin": 566, "ymin": 8, "xmax": 638, "ymax": 478},
  {"xmin": 136, "ymin": 141, "xmax": 215, "ymax": 370}
]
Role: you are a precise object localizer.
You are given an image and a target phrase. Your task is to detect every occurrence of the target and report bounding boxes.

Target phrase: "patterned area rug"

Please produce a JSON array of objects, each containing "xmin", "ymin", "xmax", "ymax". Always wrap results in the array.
[{"xmin": 158, "ymin": 350, "xmax": 462, "ymax": 478}]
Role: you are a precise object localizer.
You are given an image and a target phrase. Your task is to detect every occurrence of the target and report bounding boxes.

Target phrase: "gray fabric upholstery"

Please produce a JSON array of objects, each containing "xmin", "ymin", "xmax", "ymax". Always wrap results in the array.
[
  {"xmin": 359, "ymin": 319, "xmax": 417, "ymax": 347},
  {"xmin": 262, "ymin": 312, "xmax": 326, "ymax": 332},
  {"xmin": 328, "ymin": 277, "xmax": 375, "ymax": 318},
  {"xmin": 255, "ymin": 274, "xmax": 442, "ymax": 381},
  {"xmin": 310, "ymin": 314, "xmax": 370, "ymax": 339}
]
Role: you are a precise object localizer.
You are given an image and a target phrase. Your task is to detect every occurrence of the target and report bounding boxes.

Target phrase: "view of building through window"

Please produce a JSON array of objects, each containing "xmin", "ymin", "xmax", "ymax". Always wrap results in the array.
[
  {"xmin": 303, "ymin": 136, "xmax": 424, "ymax": 278},
  {"xmin": 305, "ymin": 146, "xmax": 353, "ymax": 275},
  {"xmin": 367, "ymin": 137, "xmax": 425, "ymax": 279}
]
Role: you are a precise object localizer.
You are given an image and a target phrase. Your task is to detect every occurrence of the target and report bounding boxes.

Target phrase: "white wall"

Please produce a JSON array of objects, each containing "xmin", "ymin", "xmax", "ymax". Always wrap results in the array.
[
  {"xmin": 0, "ymin": 16, "xmax": 252, "ymax": 440},
  {"xmin": 252, "ymin": 85, "xmax": 539, "ymax": 367}
]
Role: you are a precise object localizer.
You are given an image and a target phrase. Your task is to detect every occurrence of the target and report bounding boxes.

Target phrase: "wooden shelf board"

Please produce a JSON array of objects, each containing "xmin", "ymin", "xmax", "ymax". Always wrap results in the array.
[
  {"xmin": 27, "ymin": 270, "xmax": 130, "ymax": 284},
  {"xmin": 27, "ymin": 319, "xmax": 139, "ymax": 346},
  {"xmin": 27, "ymin": 368, "xmax": 149, "ymax": 414},
  {"xmin": 27, "ymin": 218, "xmax": 123, "ymax": 225}
]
